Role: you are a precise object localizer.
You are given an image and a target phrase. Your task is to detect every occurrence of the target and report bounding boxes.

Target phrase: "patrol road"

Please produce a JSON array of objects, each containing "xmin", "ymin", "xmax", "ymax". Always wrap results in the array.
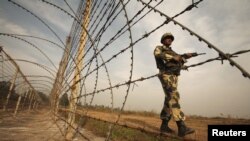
[
  {"xmin": 0, "ymin": 108, "xmax": 105, "ymax": 141},
  {"xmin": 60, "ymin": 108, "xmax": 250, "ymax": 141},
  {"xmin": 1, "ymin": 108, "xmax": 250, "ymax": 141}
]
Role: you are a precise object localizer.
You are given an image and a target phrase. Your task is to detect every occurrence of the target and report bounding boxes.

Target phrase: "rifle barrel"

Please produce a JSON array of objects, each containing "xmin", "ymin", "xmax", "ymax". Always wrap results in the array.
[{"xmin": 197, "ymin": 53, "xmax": 206, "ymax": 55}]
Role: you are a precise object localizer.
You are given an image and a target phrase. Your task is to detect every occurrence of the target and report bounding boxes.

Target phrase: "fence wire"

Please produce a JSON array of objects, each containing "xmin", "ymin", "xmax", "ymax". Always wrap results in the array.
[{"xmin": 0, "ymin": 0, "xmax": 249, "ymax": 141}]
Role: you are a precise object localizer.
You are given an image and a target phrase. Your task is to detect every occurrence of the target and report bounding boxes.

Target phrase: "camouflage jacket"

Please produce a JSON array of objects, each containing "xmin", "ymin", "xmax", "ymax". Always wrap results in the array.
[{"xmin": 154, "ymin": 45, "xmax": 186, "ymax": 76}]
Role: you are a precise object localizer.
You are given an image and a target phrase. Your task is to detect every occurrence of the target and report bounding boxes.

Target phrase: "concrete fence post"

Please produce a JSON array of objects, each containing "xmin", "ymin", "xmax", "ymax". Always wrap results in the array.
[
  {"xmin": 3, "ymin": 69, "xmax": 19, "ymax": 111},
  {"xmin": 14, "ymin": 95, "xmax": 22, "ymax": 116}
]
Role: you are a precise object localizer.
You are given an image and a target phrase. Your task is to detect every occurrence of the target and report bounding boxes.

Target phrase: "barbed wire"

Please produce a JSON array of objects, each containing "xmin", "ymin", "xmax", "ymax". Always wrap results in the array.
[
  {"xmin": 2, "ymin": 0, "xmax": 250, "ymax": 141},
  {"xmin": 74, "ymin": 0, "xmax": 203, "ymax": 83},
  {"xmin": 0, "ymin": 58, "xmax": 55, "ymax": 96},
  {"xmin": 0, "ymin": 33, "xmax": 58, "ymax": 71},
  {"xmin": 34, "ymin": 1, "xmax": 141, "ymax": 139},
  {"xmin": 24, "ymin": 79, "xmax": 54, "ymax": 86},
  {"xmin": 62, "ymin": 0, "xmax": 204, "ymax": 96},
  {"xmin": 186, "ymin": 49, "xmax": 250, "ymax": 69},
  {"xmin": 0, "ymin": 33, "xmax": 82, "ymax": 78},
  {"xmin": 60, "ymin": 108, "xmax": 184, "ymax": 141},
  {"xmin": 70, "ymin": 48, "xmax": 250, "ymax": 100},
  {"xmin": 59, "ymin": 0, "xmax": 208, "ymax": 139},
  {"xmin": 0, "ymin": 33, "xmax": 65, "ymax": 50},
  {"xmin": 63, "ymin": 0, "xmax": 78, "ymax": 19},
  {"xmin": 61, "ymin": 1, "xmax": 120, "ymax": 82},
  {"xmin": 138, "ymin": 0, "xmax": 250, "ymax": 79},
  {"xmin": 37, "ymin": 1, "xmax": 119, "ymax": 139},
  {"xmin": 105, "ymin": 0, "xmax": 135, "ymax": 139},
  {"xmin": 44, "ymin": 0, "xmax": 207, "ymax": 138},
  {"xmin": 38, "ymin": 0, "xmax": 117, "ymax": 112},
  {"xmin": 0, "ymin": 48, "xmax": 41, "ymax": 106},
  {"xmin": 57, "ymin": 1, "xmax": 124, "ymax": 82},
  {"xmin": 8, "ymin": 0, "xmax": 66, "ymax": 47}
]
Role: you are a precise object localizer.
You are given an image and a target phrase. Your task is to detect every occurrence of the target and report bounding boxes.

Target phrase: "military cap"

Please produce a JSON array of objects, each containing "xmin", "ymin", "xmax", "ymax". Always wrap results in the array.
[{"xmin": 161, "ymin": 32, "xmax": 174, "ymax": 43}]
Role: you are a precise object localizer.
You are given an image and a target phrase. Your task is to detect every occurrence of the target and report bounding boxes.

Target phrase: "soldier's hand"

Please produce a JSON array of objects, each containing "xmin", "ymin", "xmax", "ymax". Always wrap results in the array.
[{"xmin": 182, "ymin": 65, "xmax": 188, "ymax": 70}]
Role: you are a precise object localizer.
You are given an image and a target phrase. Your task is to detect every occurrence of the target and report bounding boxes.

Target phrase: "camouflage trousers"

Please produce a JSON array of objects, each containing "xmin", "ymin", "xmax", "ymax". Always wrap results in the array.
[{"xmin": 158, "ymin": 73, "xmax": 185, "ymax": 121}]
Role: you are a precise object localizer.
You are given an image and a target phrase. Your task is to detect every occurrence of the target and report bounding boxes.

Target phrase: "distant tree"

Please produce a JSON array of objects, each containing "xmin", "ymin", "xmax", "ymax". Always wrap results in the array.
[
  {"xmin": 77, "ymin": 101, "xmax": 82, "ymax": 107},
  {"xmin": 59, "ymin": 93, "xmax": 69, "ymax": 107},
  {"xmin": 37, "ymin": 91, "xmax": 49, "ymax": 104},
  {"xmin": 0, "ymin": 81, "xmax": 19, "ymax": 108},
  {"xmin": 0, "ymin": 81, "xmax": 17, "ymax": 100},
  {"xmin": 0, "ymin": 81, "xmax": 11, "ymax": 99}
]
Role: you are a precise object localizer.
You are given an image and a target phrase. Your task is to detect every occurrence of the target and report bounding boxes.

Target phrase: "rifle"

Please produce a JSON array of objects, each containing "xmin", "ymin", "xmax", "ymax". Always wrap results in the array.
[
  {"xmin": 181, "ymin": 52, "xmax": 206, "ymax": 70},
  {"xmin": 181, "ymin": 52, "xmax": 206, "ymax": 59}
]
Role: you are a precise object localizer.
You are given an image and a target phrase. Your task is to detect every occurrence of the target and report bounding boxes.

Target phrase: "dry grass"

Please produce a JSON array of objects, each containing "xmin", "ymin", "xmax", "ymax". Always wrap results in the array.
[{"xmin": 75, "ymin": 106, "xmax": 250, "ymax": 141}]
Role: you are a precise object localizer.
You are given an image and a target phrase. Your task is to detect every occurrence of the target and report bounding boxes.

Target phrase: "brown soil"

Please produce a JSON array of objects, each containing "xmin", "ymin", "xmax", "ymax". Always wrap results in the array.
[
  {"xmin": 79, "ymin": 110, "xmax": 250, "ymax": 141},
  {"xmin": 0, "ymin": 109, "xmax": 105, "ymax": 141},
  {"xmin": 1, "ymin": 108, "xmax": 249, "ymax": 141}
]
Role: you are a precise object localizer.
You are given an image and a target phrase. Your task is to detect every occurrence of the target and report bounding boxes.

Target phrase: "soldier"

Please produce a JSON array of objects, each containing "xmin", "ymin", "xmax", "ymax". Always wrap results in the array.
[{"xmin": 154, "ymin": 32, "xmax": 195, "ymax": 137}]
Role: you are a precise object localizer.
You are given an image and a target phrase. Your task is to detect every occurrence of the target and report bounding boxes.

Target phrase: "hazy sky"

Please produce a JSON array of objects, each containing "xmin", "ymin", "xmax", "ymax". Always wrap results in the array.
[{"xmin": 0, "ymin": 0, "xmax": 250, "ymax": 118}]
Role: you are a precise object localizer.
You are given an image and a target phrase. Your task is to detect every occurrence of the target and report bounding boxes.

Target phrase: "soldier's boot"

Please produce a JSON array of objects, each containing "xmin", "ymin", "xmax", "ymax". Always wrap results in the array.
[
  {"xmin": 160, "ymin": 119, "xmax": 175, "ymax": 134},
  {"xmin": 176, "ymin": 120, "xmax": 195, "ymax": 137}
]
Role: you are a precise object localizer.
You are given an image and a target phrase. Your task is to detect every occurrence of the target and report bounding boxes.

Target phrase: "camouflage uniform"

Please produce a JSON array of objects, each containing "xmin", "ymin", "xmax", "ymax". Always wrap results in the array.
[{"xmin": 154, "ymin": 45, "xmax": 186, "ymax": 121}]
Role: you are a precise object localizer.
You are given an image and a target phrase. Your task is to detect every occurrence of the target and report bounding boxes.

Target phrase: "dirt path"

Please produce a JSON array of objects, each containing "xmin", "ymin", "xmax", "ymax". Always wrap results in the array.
[
  {"xmin": 81, "ymin": 110, "xmax": 250, "ymax": 141},
  {"xmin": 0, "ymin": 109, "xmax": 105, "ymax": 141},
  {"xmin": 1, "ymin": 108, "xmax": 249, "ymax": 141}
]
